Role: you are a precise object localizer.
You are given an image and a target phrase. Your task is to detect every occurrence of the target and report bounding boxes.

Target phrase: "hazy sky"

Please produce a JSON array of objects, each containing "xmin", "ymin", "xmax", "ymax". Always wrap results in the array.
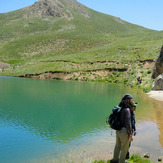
[{"xmin": 0, "ymin": 0, "xmax": 163, "ymax": 31}]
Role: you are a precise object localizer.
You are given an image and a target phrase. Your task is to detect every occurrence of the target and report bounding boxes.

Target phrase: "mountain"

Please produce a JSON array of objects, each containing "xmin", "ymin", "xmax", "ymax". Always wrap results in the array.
[
  {"xmin": 0, "ymin": 0, "xmax": 163, "ymax": 91},
  {"xmin": 0, "ymin": 0, "xmax": 153, "ymax": 61}
]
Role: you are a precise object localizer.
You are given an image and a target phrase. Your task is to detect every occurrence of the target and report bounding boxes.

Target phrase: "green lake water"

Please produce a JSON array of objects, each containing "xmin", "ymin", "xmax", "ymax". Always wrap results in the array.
[{"xmin": 0, "ymin": 76, "xmax": 163, "ymax": 163}]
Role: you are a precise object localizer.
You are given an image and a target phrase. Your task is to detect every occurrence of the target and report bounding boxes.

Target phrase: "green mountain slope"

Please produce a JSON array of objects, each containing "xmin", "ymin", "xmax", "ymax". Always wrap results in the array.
[
  {"xmin": 0, "ymin": 0, "xmax": 155, "ymax": 61},
  {"xmin": 0, "ymin": 0, "xmax": 163, "ymax": 91}
]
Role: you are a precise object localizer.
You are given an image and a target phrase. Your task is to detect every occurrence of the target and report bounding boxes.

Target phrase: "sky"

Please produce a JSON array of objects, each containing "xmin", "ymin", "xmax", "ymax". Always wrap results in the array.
[{"xmin": 0, "ymin": 0, "xmax": 163, "ymax": 31}]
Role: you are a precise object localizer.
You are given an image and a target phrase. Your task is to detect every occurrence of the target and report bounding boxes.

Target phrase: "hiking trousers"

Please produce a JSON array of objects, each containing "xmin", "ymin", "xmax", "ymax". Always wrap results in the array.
[{"xmin": 113, "ymin": 129, "xmax": 129, "ymax": 163}]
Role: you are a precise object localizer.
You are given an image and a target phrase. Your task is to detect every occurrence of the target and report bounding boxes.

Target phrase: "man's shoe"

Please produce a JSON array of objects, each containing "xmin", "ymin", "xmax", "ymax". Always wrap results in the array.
[
  {"xmin": 110, "ymin": 159, "xmax": 118, "ymax": 163},
  {"xmin": 126, "ymin": 152, "xmax": 130, "ymax": 159}
]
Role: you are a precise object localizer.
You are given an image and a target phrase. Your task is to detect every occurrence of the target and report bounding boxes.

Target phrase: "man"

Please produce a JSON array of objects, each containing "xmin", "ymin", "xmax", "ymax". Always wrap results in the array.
[
  {"xmin": 110, "ymin": 94, "xmax": 134, "ymax": 163},
  {"xmin": 126, "ymin": 102, "xmax": 137, "ymax": 159}
]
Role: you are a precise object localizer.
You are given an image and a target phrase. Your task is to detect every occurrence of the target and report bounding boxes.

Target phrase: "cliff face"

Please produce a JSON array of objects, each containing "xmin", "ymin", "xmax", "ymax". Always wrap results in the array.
[
  {"xmin": 152, "ymin": 45, "xmax": 163, "ymax": 79},
  {"xmin": 152, "ymin": 46, "xmax": 163, "ymax": 90}
]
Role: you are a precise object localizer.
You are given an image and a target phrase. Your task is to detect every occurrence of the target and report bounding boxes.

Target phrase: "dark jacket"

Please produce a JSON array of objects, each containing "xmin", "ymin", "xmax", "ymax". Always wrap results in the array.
[
  {"xmin": 131, "ymin": 112, "xmax": 136, "ymax": 131},
  {"xmin": 120, "ymin": 108, "xmax": 132, "ymax": 135}
]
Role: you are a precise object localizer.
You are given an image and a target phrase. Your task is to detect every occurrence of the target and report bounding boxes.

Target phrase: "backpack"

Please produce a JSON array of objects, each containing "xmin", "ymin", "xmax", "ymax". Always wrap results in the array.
[{"xmin": 106, "ymin": 105, "xmax": 123, "ymax": 130}]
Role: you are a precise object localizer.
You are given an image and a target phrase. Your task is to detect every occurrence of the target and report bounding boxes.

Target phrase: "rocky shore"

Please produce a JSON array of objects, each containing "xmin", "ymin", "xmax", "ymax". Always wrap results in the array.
[{"xmin": 147, "ymin": 91, "xmax": 163, "ymax": 102}]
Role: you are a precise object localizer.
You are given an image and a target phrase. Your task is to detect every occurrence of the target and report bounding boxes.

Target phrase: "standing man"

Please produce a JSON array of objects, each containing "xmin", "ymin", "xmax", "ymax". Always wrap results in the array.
[
  {"xmin": 126, "ymin": 102, "xmax": 137, "ymax": 159},
  {"xmin": 110, "ymin": 94, "xmax": 134, "ymax": 163}
]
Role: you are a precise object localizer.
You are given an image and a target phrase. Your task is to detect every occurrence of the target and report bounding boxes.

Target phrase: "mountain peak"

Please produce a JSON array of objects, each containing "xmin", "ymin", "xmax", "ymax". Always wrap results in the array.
[{"xmin": 23, "ymin": 0, "xmax": 89, "ymax": 19}]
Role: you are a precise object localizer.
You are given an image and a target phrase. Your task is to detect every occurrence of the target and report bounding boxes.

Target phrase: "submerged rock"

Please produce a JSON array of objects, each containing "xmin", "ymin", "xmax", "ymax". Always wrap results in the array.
[
  {"xmin": 158, "ymin": 157, "xmax": 162, "ymax": 162},
  {"xmin": 143, "ymin": 153, "xmax": 150, "ymax": 158}
]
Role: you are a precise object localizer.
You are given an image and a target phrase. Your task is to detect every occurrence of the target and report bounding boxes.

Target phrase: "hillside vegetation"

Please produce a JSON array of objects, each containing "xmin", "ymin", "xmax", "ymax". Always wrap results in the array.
[{"xmin": 0, "ymin": 0, "xmax": 163, "ymax": 91}]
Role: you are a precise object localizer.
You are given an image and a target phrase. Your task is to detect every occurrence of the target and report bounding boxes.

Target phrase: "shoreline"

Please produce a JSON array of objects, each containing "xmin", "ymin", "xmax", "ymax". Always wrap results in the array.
[{"xmin": 147, "ymin": 90, "xmax": 163, "ymax": 102}]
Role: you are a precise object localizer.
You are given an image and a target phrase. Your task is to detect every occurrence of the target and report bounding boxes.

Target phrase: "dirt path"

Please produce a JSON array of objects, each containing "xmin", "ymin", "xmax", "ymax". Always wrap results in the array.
[{"xmin": 0, "ymin": 61, "xmax": 10, "ymax": 68}]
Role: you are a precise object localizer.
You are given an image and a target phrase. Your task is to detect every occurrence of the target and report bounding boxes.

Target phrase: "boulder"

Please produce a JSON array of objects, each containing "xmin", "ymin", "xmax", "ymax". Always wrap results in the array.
[
  {"xmin": 152, "ymin": 45, "xmax": 163, "ymax": 79},
  {"xmin": 158, "ymin": 157, "xmax": 162, "ymax": 162},
  {"xmin": 143, "ymin": 153, "xmax": 150, "ymax": 158},
  {"xmin": 152, "ymin": 74, "xmax": 163, "ymax": 90}
]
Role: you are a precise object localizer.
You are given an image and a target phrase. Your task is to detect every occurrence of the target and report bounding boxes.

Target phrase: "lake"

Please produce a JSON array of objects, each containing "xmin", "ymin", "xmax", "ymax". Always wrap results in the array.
[{"xmin": 0, "ymin": 76, "xmax": 163, "ymax": 163}]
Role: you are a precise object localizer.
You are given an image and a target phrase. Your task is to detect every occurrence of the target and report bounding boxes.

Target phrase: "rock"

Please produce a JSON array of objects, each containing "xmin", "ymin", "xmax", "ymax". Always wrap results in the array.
[
  {"xmin": 158, "ymin": 157, "xmax": 162, "ymax": 162},
  {"xmin": 152, "ymin": 74, "xmax": 163, "ymax": 90},
  {"xmin": 22, "ymin": 0, "xmax": 90, "ymax": 19},
  {"xmin": 143, "ymin": 153, "xmax": 150, "ymax": 158},
  {"xmin": 23, "ymin": 0, "xmax": 65, "ymax": 18},
  {"xmin": 152, "ymin": 45, "xmax": 163, "ymax": 79}
]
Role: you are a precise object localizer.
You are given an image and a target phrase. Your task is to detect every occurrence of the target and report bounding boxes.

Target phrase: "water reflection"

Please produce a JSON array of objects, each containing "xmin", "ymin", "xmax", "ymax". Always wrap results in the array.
[
  {"xmin": 0, "ymin": 76, "xmax": 163, "ymax": 162},
  {"xmin": 152, "ymin": 101, "xmax": 163, "ymax": 148},
  {"xmin": 0, "ymin": 77, "xmax": 123, "ymax": 142},
  {"xmin": 131, "ymin": 120, "xmax": 162, "ymax": 160}
]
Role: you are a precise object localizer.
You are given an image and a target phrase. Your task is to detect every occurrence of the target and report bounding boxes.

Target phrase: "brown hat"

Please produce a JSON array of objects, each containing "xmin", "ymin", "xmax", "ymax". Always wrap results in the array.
[{"xmin": 131, "ymin": 102, "xmax": 138, "ymax": 107}]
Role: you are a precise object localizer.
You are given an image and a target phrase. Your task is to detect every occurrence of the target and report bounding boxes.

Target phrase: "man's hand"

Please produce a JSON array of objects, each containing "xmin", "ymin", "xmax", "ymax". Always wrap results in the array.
[
  {"xmin": 134, "ymin": 131, "xmax": 137, "ymax": 136},
  {"xmin": 129, "ymin": 135, "xmax": 133, "ymax": 142}
]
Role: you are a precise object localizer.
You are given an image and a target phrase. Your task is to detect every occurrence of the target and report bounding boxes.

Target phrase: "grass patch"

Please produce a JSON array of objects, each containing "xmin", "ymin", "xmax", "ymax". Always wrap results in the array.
[
  {"xmin": 6, "ymin": 60, "xmax": 25, "ymax": 64},
  {"xmin": 93, "ymin": 154, "xmax": 158, "ymax": 163},
  {"xmin": 53, "ymin": 77, "xmax": 61, "ymax": 80}
]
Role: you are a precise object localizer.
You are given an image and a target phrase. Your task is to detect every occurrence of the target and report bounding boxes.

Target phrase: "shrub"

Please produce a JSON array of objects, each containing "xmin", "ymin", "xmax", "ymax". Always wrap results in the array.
[
  {"xmin": 53, "ymin": 77, "xmax": 61, "ymax": 80},
  {"xmin": 147, "ymin": 69, "xmax": 152, "ymax": 74}
]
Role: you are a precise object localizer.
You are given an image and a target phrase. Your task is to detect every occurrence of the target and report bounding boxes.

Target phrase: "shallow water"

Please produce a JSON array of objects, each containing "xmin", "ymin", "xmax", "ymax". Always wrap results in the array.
[{"xmin": 0, "ymin": 76, "xmax": 162, "ymax": 162}]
